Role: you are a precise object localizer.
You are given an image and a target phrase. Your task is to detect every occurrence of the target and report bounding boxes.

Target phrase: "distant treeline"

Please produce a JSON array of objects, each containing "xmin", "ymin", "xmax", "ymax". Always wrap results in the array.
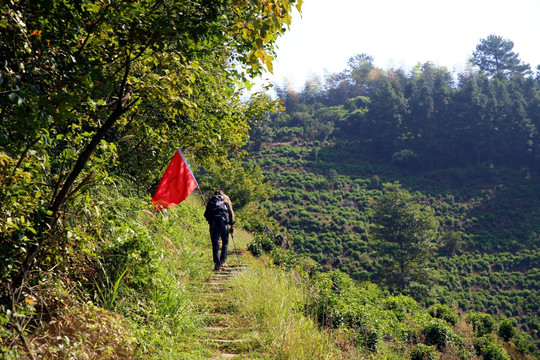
[{"xmin": 266, "ymin": 37, "xmax": 540, "ymax": 170}]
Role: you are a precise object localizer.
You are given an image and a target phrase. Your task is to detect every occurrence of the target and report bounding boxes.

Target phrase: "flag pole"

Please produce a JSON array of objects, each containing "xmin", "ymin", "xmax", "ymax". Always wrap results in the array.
[
  {"xmin": 230, "ymin": 232, "xmax": 241, "ymax": 266},
  {"xmin": 197, "ymin": 187, "xmax": 206, "ymax": 206}
]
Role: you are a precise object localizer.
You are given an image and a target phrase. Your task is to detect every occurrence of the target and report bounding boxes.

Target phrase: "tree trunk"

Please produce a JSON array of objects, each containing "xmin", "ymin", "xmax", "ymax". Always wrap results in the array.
[{"xmin": 13, "ymin": 58, "xmax": 133, "ymax": 294}]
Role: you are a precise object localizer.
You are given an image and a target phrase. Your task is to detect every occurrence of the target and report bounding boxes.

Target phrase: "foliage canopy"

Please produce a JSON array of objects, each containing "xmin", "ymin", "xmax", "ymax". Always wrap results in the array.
[{"xmin": 0, "ymin": 0, "xmax": 302, "ymax": 355}]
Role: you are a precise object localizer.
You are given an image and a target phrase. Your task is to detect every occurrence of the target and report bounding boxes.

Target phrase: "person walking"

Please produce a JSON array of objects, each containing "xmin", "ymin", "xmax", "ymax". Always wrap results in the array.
[{"xmin": 204, "ymin": 189, "xmax": 235, "ymax": 271}]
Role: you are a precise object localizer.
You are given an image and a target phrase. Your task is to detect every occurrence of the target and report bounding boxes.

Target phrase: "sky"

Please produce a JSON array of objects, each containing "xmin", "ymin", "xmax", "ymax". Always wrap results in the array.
[{"xmin": 256, "ymin": 0, "xmax": 540, "ymax": 91}]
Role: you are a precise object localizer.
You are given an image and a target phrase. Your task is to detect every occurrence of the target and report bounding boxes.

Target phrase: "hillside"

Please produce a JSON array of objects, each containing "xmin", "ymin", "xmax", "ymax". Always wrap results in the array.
[
  {"xmin": 0, "ymin": 1, "xmax": 303, "ymax": 358},
  {"xmin": 0, "ymin": 185, "xmax": 533, "ymax": 359},
  {"xmin": 252, "ymin": 140, "xmax": 539, "ymax": 348},
  {"xmin": 245, "ymin": 54, "xmax": 540, "ymax": 357}
]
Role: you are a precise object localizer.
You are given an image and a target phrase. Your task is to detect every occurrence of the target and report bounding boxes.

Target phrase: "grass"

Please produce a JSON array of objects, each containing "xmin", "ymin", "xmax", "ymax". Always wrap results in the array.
[
  {"xmin": 25, "ymin": 183, "xmax": 345, "ymax": 359},
  {"xmin": 19, "ymin": 184, "xmax": 477, "ymax": 360},
  {"xmin": 32, "ymin": 303, "xmax": 137, "ymax": 360},
  {"xmin": 226, "ymin": 263, "xmax": 350, "ymax": 359},
  {"xmin": 21, "ymin": 189, "xmax": 215, "ymax": 359}
]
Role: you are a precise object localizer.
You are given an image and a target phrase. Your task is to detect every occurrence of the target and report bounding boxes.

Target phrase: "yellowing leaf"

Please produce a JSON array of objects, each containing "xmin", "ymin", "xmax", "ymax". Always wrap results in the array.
[{"xmin": 265, "ymin": 54, "xmax": 274, "ymax": 73}]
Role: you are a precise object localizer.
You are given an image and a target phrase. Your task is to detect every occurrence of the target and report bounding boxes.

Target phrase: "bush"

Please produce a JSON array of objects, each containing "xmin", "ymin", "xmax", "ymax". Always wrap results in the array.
[
  {"xmin": 466, "ymin": 312, "xmax": 496, "ymax": 336},
  {"xmin": 356, "ymin": 328, "xmax": 380, "ymax": 351},
  {"xmin": 474, "ymin": 336, "xmax": 510, "ymax": 360},
  {"xmin": 428, "ymin": 304, "xmax": 459, "ymax": 325},
  {"xmin": 392, "ymin": 149, "xmax": 418, "ymax": 168},
  {"xmin": 422, "ymin": 319, "xmax": 453, "ymax": 350},
  {"xmin": 410, "ymin": 343, "xmax": 436, "ymax": 360},
  {"xmin": 269, "ymin": 243, "xmax": 311, "ymax": 272},
  {"xmin": 383, "ymin": 295, "xmax": 418, "ymax": 321},
  {"xmin": 497, "ymin": 319, "xmax": 516, "ymax": 342},
  {"xmin": 236, "ymin": 204, "xmax": 281, "ymax": 233},
  {"xmin": 247, "ymin": 233, "xmax": 277, "ymax": 257}
]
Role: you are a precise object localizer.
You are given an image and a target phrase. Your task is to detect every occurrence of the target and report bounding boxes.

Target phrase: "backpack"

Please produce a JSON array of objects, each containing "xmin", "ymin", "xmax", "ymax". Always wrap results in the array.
[{"xmin": 205, "ymin": 194, "xmax": 229, "ymax": 222}]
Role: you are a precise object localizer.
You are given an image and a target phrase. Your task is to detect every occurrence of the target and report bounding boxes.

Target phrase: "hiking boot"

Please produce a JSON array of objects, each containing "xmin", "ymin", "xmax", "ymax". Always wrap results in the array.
[
  {"xmin": 220, "ymin": 262, "xmax": 228, "ymax": 267},
  {"xmin": 214, "ymin": 266, "xmax": 221, "ymax": 271}
]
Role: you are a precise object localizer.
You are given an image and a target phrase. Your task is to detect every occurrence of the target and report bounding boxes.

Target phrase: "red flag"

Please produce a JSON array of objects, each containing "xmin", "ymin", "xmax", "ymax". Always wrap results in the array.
[{"xmin": 152, "ymin": 148, "xmax": 198, "ymax": 209}]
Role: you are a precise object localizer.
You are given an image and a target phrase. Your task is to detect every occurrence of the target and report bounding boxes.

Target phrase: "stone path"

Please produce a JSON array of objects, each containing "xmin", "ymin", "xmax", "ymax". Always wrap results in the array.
[{"xmin": 200, "ymin": 256, "xmax": 253, "ymax": 360}]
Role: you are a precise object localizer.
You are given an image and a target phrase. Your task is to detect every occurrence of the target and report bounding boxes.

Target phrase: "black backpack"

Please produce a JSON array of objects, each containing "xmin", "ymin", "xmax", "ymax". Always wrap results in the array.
[{"xmin": 205, "ymin": 194, "xmax": 229, "ymax": 221}]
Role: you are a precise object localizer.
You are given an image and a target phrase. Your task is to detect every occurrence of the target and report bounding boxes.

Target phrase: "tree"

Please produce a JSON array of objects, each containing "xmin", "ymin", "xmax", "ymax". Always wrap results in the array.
[
  {"xmin": 498, "ymin": 319, "xmax": 516, "ymax": 342},
  {"xmin": 449, "ymin": 74, "xmax": 491, "ymax": 164},
  {"xmin": 471, "ymin": 35, "xmax": 531, "ymax": 78},
  {"xmin": 467, "ymin": 312, "xmax": 496, "ymax": 336},
  {"xmin": 199, "ymin": 157, "xmax": 276, "ymax": 211},
  {"xmin": 370, "ymin": 183, "xmax": 438, "ymax": 292},
  {"xmin": 404, "ymin": 63, "xmax": 453, "ymax": 156},
  {"xmin": 404, "ymin": 69, "xmax": 434, "ymax": 150},
  {"xmin": 0, "ymin": 0, "xmax": 302, "ymax": 303},
  {"xmin": 364, "ymin": 77, "xmax": 409, "ymax": 155},
  {"xmin": 488, "ymin": 77, "xmax": 534, "ymax": 163},
  {"xmin": 274, "ymin": 80, "xmax": 301, "ymax": 112},
  {"xmin": 300, "ymin": 74, "xmax": 325, "ymax": 104},
  {"xmin": 422, "ymin": 67, "xmax": 455, "ymax": 166},
  {"xmin": 344, "ymin": 53, "xmax": 377, "ymax": 97}
]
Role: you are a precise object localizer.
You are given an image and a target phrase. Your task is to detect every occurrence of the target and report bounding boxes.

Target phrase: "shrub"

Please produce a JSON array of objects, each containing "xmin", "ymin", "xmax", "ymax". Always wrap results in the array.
[
  {"xmin": 236, "ymin": 204, "xmax": 281, "ymax": 233},
  {"xmin": 428, "ymin": 304, "xmax": 459, "ymax": 325},
  {"xmin": 497, "ymin": 319, "xmax": 516, "ymax": 342},
  {"xmin": 383, "ymin": 295, "xmax": 418, "ymax": 321},
  {"xmin": 410, "ymin": 343, "xmax": 436, "ymax": 360},
  {"xmin": 270, "ymin": 247, "xmax": 298, "ymax": 268},
  {"xmin": 474, "ymin": 336, "xmax": 510, "ymax": 360},
  {"xmin": 466, "ymin": 312, "xmax": 496, "ymax": 336},
  {"xmin": 392, "ymin": 149, "xmax": 418, "ymax": 168},
  {"xmin": 356, "ymin": 327, "xmax": 380, "ymax": 351},
  {"xmin": 422, "ymin": 319, "xmax": 453, "ymax": 350},
  {"xmin": 247, "ymin": 233, "xmax": 277, "ymax": 257}
]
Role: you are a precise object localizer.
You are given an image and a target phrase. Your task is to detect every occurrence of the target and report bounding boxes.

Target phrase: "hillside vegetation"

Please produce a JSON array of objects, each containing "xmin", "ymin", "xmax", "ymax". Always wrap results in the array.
[
  {"xmin": 247, "ymin": 41, "xmax": 540, "ymax": 358},
  {"xmin": 0, "ymin": 0, "xmax": 302, "ymax": 358},
  {"xmin": 1, "ymin": 1, "xmax": 539, "ymax": 358},
  {"xmin": 1, "ymin": 184, "xmax": 533, "ymax": 359}
]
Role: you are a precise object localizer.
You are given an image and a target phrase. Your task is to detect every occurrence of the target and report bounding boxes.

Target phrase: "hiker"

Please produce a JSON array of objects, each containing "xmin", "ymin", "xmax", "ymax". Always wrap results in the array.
[{"xmin": 204, "ymin": 189, "xmax": 235, "ymax": 271}]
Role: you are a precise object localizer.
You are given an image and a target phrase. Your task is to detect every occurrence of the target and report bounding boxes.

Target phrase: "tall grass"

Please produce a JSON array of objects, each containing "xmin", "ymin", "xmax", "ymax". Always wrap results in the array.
[
  {"xmin": 32, "ymin": 303, "xmax": 137, "ymax": 360},
  {"xmin": 109, "ymin": 193, "xmax": 213, "ymax": 358},
  {"xmin": 228, "ymin": 265, "xmax": 346, "ymax": 359},
  {"xmin": 95, "ymin": 266, "xmax": 128, "ymax": 311},
  {"xmin": 24, "ymin": 178, "xmax": 214, "ymax": 359}
]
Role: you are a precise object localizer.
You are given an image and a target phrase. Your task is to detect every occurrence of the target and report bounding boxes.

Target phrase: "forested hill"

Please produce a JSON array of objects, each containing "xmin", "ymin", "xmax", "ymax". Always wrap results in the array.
[{"xmin": 247, "ymin": 40, "xmax": 540, "ymax": 354}]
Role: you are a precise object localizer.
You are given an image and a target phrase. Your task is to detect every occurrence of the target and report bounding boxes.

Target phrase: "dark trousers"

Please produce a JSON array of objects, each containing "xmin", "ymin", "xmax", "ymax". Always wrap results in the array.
[{"xmin": 209, "ymin": 220, "xmax": 229, "ymax": 268}]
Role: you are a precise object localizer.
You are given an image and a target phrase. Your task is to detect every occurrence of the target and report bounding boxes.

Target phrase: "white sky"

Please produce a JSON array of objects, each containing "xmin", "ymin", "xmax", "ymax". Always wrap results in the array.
[{"xmin": 257, "ymin": 0, "xmax": 540, "ymax": 91}]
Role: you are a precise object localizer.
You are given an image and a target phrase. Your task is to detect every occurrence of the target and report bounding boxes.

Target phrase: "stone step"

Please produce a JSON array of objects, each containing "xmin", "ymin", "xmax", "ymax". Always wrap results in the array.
[
  {"xmin": 210, "ymin": 353, "xmax": 237, "ymax": 359},
  {"xmin": 203, "ymin": 326, "xmax": 255, "ymax": 341},
  {"xmin": 204, "ymin": 338, "xmax": 250, "ymax": 353},
  {"xmin": 219, "ymin": 265, "xmax": 247, "ymax": 270},
  {"xmin": 198, "ymin": 261, "xmax": 254, "ymax": 358},
  {"xmin": 206, "ymin": 339, "xmax": 246, "ymax": 344}
]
